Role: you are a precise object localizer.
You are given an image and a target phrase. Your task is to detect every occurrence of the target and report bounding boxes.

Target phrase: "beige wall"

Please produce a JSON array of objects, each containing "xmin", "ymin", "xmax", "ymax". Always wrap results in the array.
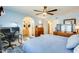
[{"xmin": 48, "ymin": 19, "xmax": 59, "ymax": 34}]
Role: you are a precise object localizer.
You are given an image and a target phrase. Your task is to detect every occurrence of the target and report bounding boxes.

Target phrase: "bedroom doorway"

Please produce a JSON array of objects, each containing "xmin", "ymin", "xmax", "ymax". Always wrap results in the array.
[
  {"xmin": 48, "ymin": 20, "xmax": 53, "ymax": 34},
  {"xmin": 22, "ymin": 17, "xmax": 35, "ymax": 37}
]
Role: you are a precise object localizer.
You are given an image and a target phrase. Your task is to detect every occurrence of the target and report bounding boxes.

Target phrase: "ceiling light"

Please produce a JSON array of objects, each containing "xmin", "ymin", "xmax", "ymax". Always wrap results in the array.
[
  {"xmin": 42, "ymin": 12, "xmax": 47, "ymax": 16},
  {"xmin": 38, "ymin": 20, "xmax": 42, "ymax": 24}
]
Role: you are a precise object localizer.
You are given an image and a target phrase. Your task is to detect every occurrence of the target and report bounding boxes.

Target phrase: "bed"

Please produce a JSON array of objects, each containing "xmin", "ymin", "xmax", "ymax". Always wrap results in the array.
[{"xmin": 22, "ymin": 34, "xmax": 73, "ymax": 53}]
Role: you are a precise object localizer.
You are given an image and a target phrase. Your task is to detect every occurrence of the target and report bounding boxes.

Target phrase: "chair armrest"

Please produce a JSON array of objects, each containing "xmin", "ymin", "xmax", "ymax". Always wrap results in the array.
[{"xmin": 18, "ymin": 34, "xmax": 23, "ymax": 44}]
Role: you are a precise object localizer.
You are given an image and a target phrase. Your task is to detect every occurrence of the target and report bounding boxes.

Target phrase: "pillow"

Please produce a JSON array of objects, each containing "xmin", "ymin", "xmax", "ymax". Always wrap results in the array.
[
  {"xmin": 66, "ymin": 34, "xmax": 79, "ymax": 49},
  {"xmin": 74, "ymin": 45, "xmax": 79, "ymax": 53}
]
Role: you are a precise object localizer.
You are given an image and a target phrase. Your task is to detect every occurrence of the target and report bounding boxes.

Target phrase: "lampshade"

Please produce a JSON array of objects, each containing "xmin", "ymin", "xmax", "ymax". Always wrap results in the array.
[
  {"xmin": 42, "ymin": 12, "xmax": 47, "ymax": 16},
  {"xmin": 75, "ymin": 25, "xmax": 79, "ymax": 29}
]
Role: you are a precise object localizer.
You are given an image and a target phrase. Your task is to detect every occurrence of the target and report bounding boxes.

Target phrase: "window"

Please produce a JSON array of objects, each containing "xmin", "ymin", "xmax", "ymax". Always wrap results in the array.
[
  {"xmin": 61, "ymin": 24, "xmax": 72, "ymax": 32},
  {"xmin": 61, "ymin": 25, "xmax": 66, "ymax": 32},
  {"xmin": 56, "ymin": 24, "xmax": 74, "ymax": 32}
]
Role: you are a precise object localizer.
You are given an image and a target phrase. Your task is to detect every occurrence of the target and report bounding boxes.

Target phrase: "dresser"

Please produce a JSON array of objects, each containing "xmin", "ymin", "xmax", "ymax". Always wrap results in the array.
[
  {"xmin": 53, "ymin": 31, "xmax": 77, "ymax": 37},
  {"xmin": 35, "ymin": 25, "xmax": 44, "ymax": 37}
]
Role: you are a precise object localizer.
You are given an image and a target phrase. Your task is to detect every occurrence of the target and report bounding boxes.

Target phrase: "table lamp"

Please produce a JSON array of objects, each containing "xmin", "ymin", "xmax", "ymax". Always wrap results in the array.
[{"xmin": 75, "ymin": 25, "xmax": 79, "ymax": 33}]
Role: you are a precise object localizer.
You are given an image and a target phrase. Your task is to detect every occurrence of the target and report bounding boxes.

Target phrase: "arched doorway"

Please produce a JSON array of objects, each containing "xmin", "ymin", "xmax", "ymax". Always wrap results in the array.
[{"xmin": 22, "ymin": 17, "xmax": 35, "ymax": 37}]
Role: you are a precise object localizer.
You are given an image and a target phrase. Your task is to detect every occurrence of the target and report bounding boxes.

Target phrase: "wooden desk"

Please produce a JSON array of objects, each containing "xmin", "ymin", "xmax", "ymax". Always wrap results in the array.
[{"xmin": 53, "ymin": 32, "xmax": 76, "ymax": 37}]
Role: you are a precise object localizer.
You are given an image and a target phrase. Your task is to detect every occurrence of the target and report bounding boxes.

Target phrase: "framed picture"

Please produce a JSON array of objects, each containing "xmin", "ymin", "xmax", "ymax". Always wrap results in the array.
[{"xmin": 63, "ymin": 18, "xmax": 76, "ymax": 24}]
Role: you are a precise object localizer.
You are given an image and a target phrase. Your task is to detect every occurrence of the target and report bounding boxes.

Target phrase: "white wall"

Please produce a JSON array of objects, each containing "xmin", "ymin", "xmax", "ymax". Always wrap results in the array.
[
  {"xmin": 0, "ymin": 9, "xmax": 25, "ymax": 28},
  {"xmin": 1, "ymin": 8, "xmax": 79, "ymax": 34}
]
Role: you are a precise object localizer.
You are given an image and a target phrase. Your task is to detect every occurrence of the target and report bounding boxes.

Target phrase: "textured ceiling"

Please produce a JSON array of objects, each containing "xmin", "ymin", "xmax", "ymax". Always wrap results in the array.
[{"xmin": 4, "ymin": 6, "xmax": 79, "ymax": 19}]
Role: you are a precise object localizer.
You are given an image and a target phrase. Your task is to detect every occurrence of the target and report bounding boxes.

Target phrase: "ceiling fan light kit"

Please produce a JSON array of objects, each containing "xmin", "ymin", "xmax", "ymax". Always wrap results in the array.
[{"xmin": 42, "ymin": 12, "xmax": 47, "ymax": 16}]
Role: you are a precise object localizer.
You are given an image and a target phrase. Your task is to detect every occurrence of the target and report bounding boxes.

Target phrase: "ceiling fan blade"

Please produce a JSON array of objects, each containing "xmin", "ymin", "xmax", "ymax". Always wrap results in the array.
[
  {"xmin": 48, "ymin": 9, "xmax": 57, "ymax": 12},
  {"xmin": 47, "ymin": 12, "xmax": 54, "ymax": 15},
  {"xmin": 36, "ymin": 13, "xmax": 42, "ymax": 15},
  {"xmin": 34, "ymin": 10, "xmax": 42, "ymax": 12}
]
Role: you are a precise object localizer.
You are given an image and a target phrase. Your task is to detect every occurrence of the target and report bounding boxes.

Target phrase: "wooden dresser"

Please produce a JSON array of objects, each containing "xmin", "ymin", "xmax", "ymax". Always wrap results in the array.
[
  {"xmin": 53, "ymin": 31, "xmax": 77, "ymax": 37},
  {"xmin": 35, "ymin": 25, "xmax": 44, "ymax": 37}
]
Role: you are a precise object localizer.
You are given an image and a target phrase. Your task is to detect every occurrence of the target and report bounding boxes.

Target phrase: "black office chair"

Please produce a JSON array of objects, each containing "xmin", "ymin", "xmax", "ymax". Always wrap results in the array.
[
  {"xmin": 4, "ymin": 27, "xmax": 20, "ymax": 49},
  {"xmin": 3, "ymin": 32, "xmax": 16, "ymax": 49},
  {"xmin": 0, "ymin": 28, "xmax": 12, "ymax": 49},
  {"xmin": 0, "ymin": 27, "xmax": 22, "ymax": 49},
  {"xmin": 0, "ymin": 32, "xmax": 5, "ymax": 53}
]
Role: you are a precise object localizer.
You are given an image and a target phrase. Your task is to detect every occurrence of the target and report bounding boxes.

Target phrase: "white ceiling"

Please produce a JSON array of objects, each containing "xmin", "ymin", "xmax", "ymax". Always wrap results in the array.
[{"xmin": 4, "ymin": 6, "xmax": 79, "ymax": 19}]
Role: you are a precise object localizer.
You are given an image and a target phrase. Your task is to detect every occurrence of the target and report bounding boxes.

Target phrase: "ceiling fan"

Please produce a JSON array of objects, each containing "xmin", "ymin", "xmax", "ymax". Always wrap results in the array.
[{"xmin": 34, "ymin": 6, "xmax": 58, "ymax": 16}]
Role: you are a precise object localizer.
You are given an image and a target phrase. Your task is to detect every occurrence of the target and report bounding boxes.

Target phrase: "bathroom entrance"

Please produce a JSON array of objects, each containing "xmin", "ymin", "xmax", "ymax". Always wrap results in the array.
[{"xmin": 22, "ymin": 17, "xmax": 35, "ymax": 37}]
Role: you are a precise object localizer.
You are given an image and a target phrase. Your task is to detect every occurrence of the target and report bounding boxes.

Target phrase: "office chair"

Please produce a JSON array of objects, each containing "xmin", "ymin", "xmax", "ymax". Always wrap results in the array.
[
  {"xmin": 0, "ymin": 27, "xmax": 22, "ymax": 49},
  {"xmin": 0, "ymin": 32, "xmax": 5, "ymax": 53},
  {"xmin": 4, "ymin": 27, "xmax": 20, "ymax": 49}
]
